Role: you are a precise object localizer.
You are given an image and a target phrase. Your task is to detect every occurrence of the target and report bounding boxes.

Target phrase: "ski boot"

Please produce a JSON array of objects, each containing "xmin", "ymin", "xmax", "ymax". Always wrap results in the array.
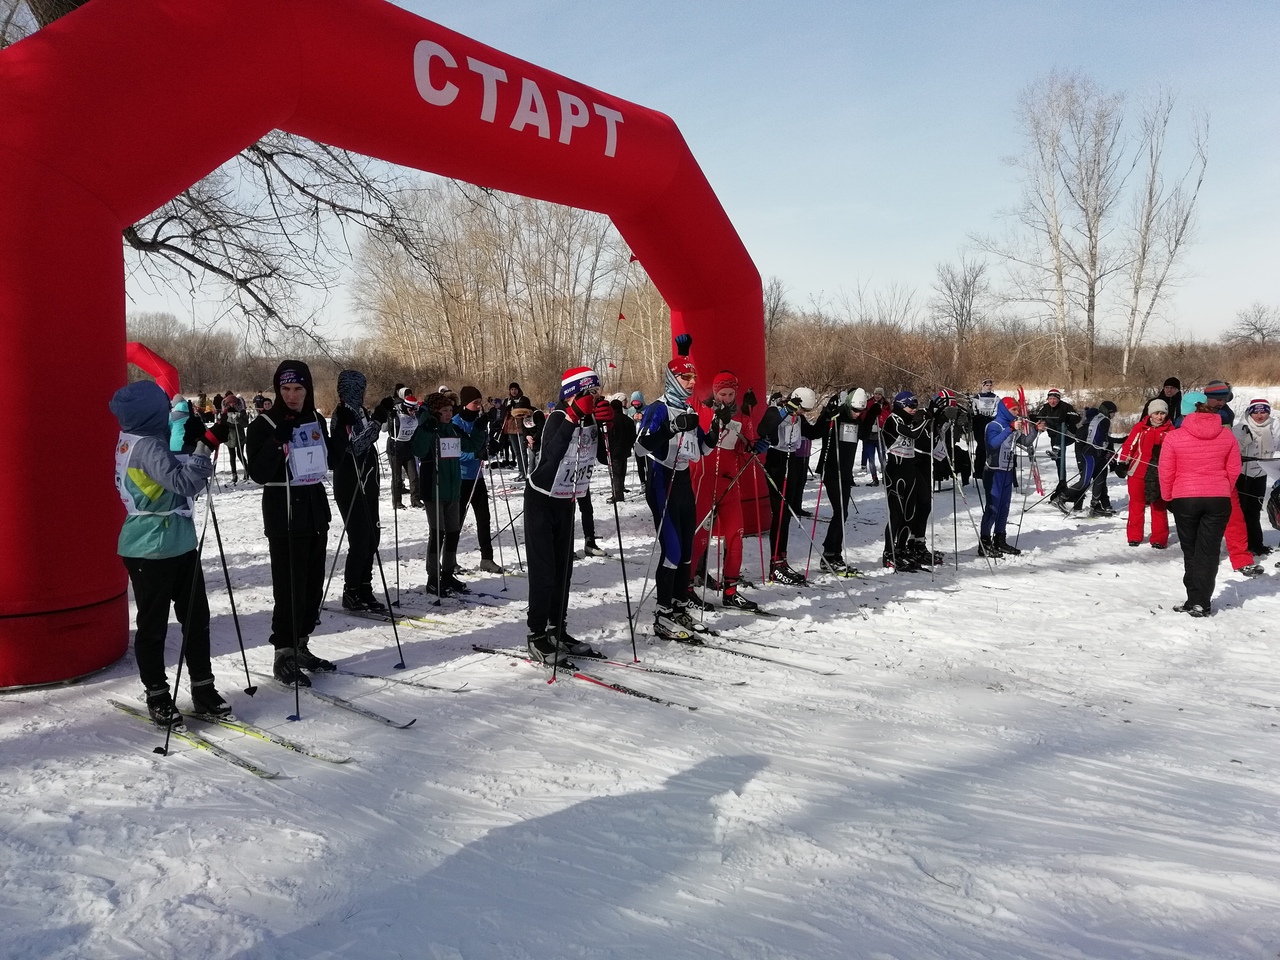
[
  {"xmin": 145, "ymin": 688, "xmax": 184, "ymax": 727},
  {"xmin": 769, "ymin": 563, "xmax": 808, "ymax": 586},
  {"xmin": 190, "ymin": 681, "xmax": 232, "ymax": 718},
  {"xmin": 1089, "ymin": 502, "xmax": 1116, "ymax": 518},
  {"xmin": 527, "ymin": 631, "xmax": 573, "ymax": 667},
  {"xmin": 272, "ymin": 651, "xmax": 312, "ymax": 687},
  {"xmin": 553, "ymin": 630, "xmax": 601, "ymax": 658},
  {"xmin": 1239, "ymin": 564, "xmax": 1266, "ymax": 578},
  {"xmin": 356, "ymin": 586, "xmax": 388, "ymax": 614},
  {"xmin": 581, "ymin": 540, "xmax": 610, "ymax": 558},
  {"xmin": 341, "ymin": 587, "xmax": 375, "ymax": 612},
  {"xmin": 654, "ymin": 606, "xmax": 699, "ymax": 643},
  {"xmin": 295, "ymin": 639, "xmax": 336, "ymax": 673},
  {"xmin": 993, "ymin": 535, "xmax": 1021, "ymax": 556},
  {"xmin": 882, "ymin": 552, "xmax": 921, "ymax": 573},
  {"xmin": 685, "ymin": 590, "xmax": 717, "ymax": 611},
  {"xmin": 978, "ymin": 537, "xmax": 1004, "ymax": 558},
  {"xmin": 423, "ymin": 579, "xmax": 454, "ymax": 598},
  {"xmin": 444, "ymin": 574, "xmax": 471, "ymax": 594},
  {"xmin": 1048, "ymin": 494, "xmax": 1072, "ymax": 516},
  {"xmin": 478, "ymin": 557, "xmax": 505, "ymax": 574},
  {"xmin": 722, "ymin": 590, "xmax": 760, "ymax": 613},
  {"xmin": 672, "ymin": 601, "xmax": 714, "ymax": 635},
  {"xmin": 819, "ymin": 554, "xmax": 850, "ymax": 575}
]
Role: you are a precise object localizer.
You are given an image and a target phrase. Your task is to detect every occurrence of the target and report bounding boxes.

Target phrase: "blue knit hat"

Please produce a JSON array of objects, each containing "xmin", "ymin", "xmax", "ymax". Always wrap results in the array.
[{"xmin": 1181, "ymin": 391, "xmax": 1207, "ymax": 416}]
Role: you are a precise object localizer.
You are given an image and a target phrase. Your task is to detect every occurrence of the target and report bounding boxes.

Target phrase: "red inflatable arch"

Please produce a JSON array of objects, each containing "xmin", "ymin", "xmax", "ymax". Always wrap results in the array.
[
  {"xmin": 0, "ymin": 0, "xmax": 764, "ymax": 686},
  {"xmin": 126, "ymin": 343, "xmax": 182, "ymax": 400}
]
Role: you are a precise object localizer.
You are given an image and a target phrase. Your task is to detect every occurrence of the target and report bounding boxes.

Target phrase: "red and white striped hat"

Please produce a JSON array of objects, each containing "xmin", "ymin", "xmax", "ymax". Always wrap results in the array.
[{"xmin": 559, "ymin": 366, "xmax": 600, "ymax": 401}]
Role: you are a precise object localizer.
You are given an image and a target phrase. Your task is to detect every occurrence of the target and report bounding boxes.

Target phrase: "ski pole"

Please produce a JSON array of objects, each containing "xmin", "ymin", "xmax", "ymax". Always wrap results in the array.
[
  {"xmin": 602, "ymin": 423, "xmax": 638, "ymax": 662},
  {"xmin": 283, "ymin": 448, "xmax": 302, "ymax": 722},
  {"xmin": 349, "ymin": 449, "xmax": 406, "ymax": 670},
  {"xmin": 206, "ymin": 482, "xmax": 256, "ymax": 696}
]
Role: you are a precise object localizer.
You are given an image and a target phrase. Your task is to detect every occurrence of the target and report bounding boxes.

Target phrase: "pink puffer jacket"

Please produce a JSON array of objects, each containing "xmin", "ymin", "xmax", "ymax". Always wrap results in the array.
[{"xmin": 1158, "ymin": 412, "xmax": 1242, "ymax": 501}]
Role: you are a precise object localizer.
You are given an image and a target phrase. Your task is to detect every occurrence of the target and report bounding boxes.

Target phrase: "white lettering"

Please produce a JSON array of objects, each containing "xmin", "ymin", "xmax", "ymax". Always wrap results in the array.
[
  {"xmin": 466, "ymin": 57, "xmax": 508, "ymax": 123},
  {"xmin": 413, "ymin": 40, "xmax": 458, "ymax": 106},
  {"xmin": 511, "ymin": 78, "xmax": 551, "ymax": 139},
  {"xmin": 557, "ymin": 91, "xmax": 590, "ymax": 145},
  {"xmin": 592, "ymin": 103, "xmax": 624, "ymax": 158}
]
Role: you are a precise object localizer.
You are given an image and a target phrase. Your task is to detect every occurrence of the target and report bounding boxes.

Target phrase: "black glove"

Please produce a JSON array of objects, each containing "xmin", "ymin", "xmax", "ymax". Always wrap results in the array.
[
  {"xmin": 740, "ymin": 388, "xmax": 758, "ymax": 416},
  {"xmin": 182, "ymin": 414, "xmax": 206, "ymax": 449},
  {"xmin": 673, "ymin": 411, "xmax": 699, "ymax": 432},
  {"xmin": 272, "ymin": 415, "xmax": 294, "ymax": 444},
  {"xmin": 674, "ymin": 333, "xmax": 693, "ymax": 356},
  {"xmin": 713, "ymin": 402, "xmax": 735, "ymax": 424},
  {"xmin": 823, "ymin": 394, "xmax": 841, "ymax": 417},
  {"xmin": 207, "ymin": 420, "xmax": 231, "ymax": 445}
]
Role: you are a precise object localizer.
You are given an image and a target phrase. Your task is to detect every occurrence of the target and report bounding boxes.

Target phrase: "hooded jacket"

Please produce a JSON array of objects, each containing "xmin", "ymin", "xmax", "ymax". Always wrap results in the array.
[
  {"xmin": 983, "ymin": 401, "xmax": 1033, "ymax": 473},
  {"xmin": 1119, "ymin": 416, "xmax": 1174, "ymax": 480},
  {"xmin": 245, "ymin": 360, "xmax": 332, "ymax": 537},
  {"xmin": 110, "ymin": 380, "xmax": 214, "ymax": 558},
  {"xmin": 1159, "ymin": 412, "xmax": 1242, "ymax": 502}
]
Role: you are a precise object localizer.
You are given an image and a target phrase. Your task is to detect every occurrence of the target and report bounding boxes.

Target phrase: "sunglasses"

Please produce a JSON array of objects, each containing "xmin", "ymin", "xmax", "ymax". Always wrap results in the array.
[{"xmin": 677, "ymin": 373, "xmax": 697, "ymax": 382}]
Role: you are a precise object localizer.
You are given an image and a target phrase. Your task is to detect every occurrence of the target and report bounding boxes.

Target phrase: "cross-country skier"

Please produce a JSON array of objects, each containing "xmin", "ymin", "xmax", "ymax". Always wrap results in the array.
[
  {"xmin": 523, "ymin": 366, "xmax": 613, "ymax": 664},
  {"xmin": 245, "ymin": 360, "xmax": 335, "ymax": 687},
  {"xmin": 688, "ymin": 370, "xmax": 770, "ymax": 611},
  {"xmin": 328, "ymin": 369, "xmax": 385, "ymax": 613},
  {"xmin": 111, "ymin": 380, "xmax": 232, "ymax": 725},
  {"xmin": 453, "ymin": 386, "xmax": 505, "ymax": 575},
  {"xmin": 817, "ymin": 388, "xmax": 864, "ymax": 575},
  {"xmin": 757, "ymin": 387, "xmax": 828, "ymax": 584},
  {"xmin": 638, "ymin": 335, "xmax": 717, "ymax": 639},
  {"xmin": 388, "ymin": 387, "xmax": 423, "ymax": 509},
  {"xmin": 978, "ymin": 397, "xmax": 1043, "ymax": 557},
  {"xmin": 1050, "ymin": 400, "xmax": 1117, "ymax": 517},
  {"xmin": 880, "ymin": 390, "xmax": 931, "ymax": 572},
  {"xmin": 413, "ymin": 392, "xmax": 484, "ymax": 597}
]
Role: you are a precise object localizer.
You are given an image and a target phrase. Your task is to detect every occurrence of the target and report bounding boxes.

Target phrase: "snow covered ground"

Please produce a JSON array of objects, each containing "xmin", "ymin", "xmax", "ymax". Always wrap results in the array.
[{"xmin": 4, "ymin": 449, "xmax": 1280, "ymax": 960}]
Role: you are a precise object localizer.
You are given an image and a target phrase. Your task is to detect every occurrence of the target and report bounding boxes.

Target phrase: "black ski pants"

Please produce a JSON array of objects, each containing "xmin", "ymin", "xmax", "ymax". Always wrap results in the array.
[
  {"xmin": 424, "ymin": 498, "xmax": 461, "ymax": 583},
  {"xmin": 389, "ymin": 450, "xmax": 420, "ymax": 508},
  {"xmin": 460, "ymin": 475, "xmax": 494, "ymax": 561},
  {"xmin": 267, "ymin": 531, "xmax": 327, "ymax": 650},
  {"xmin": 123, "ymin": 550, "xmax": 212, "ymax": 694},
  {"xmin": 524, "ymin": 491, "xmax": 575, "ymax": 633},
  {"xmin": 765, "ymin": 450, "xmax": 806, "ymax": 566},
  {"xmin": 1170, "ymin": 496, "xmax": 1231, "ymax": 609},
  {"xmin": 909, "ymin": 455, "xmax": 933, "ymax": 540},
  {"xmin": 883, "ymin": 455, "xmax": 925, "ymax": 557},
  {"xmin": 334, "ymin": 469, "xmax": 381, "ymax": 595},
  {"xmin": 821, "ymin": 440, "xmax": 857, "ymax": 556}
]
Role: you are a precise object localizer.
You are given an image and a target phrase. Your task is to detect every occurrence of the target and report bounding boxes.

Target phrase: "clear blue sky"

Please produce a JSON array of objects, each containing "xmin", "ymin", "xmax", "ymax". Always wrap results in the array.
[
  {"xmin": 127, "ymin": 0, "xmax": 1279, "ymax": 342},
  {"xmin": 398, "ymin": 0, "xmax": 1279, "ymax": 340}
]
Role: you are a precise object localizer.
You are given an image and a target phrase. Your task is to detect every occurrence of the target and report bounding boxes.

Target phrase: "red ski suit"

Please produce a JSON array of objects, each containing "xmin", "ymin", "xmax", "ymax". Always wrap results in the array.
[{"xmin": 690, "ymin": 408, "xmax": 757, "ymax": 589}]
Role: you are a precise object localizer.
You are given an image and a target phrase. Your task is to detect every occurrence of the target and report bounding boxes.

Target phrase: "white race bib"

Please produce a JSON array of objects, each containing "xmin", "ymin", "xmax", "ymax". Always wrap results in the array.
[
  {"xmin": 840, "ymin": 422, "xmax": 858, "ymax": 443},
  {"xmin": 974, "ymin": 395, "xmax": 998, "ymax": 418},
  {"xmin": 288, "ymin": 422, "xmax": 328, "ymax": 485},
  {"xmin": 776, "ymin": 417, "xmax": 800, "ymax": 454},
  {"xmin": 396, "ymin": 412, "xmax": 418, "ymax": 439},
  {"xmin": 716, "ymin": 419, "xmax": 743, "ymax": 450},
  {"xmin": 549, "ymin": 427, "xmax": 597, "ymax": 498},
  {"xmin": 438, "ymin": 437, "xmax": 461, "ymax": 459}
]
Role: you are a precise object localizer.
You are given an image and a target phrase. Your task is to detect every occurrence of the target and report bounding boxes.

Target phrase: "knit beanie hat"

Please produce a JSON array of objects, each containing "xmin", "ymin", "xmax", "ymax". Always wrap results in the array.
[
  {"xmin": 1047, "ymin": 387, "xmax": 1062, "ymax": 399},
  {"xmin": 1099, "ymin": 400, "xmax": 1117, "ymax": 416},
  {"xmin": 459, "ymin": 385, "xmax": 482, "ymax": 407},
  {"xmin": 559, "ymin": 366, "xmax": 600, "ymax": 401},
  {"xmin": 1163, "ymin": 377, "xmax": 1181, "ymax": 389},
  {"xmin": 1181, "ymin": 391, "xmax": 1208, "ymax": 416},
  {"xmin": 1147, "ymin": 399, "xmax": 1168, "ymax": 415},
  {"xmin": 1246, "ymin": 397, "xmax": 1272, "ymax": 415},
  {"xmin": 337, "ymin": 369, "xmax": 366, "ymax": 410},
  {"xmin": 711, "ymin": 370, "xmax": 739, "ymax": 392},
  {"xmin": 894, "ymin": 390, "xmax": 917, "ymax": 408},
  {"xmin": 1204, "ymin": 380, "xmax": 1233, "ymax": 401}
]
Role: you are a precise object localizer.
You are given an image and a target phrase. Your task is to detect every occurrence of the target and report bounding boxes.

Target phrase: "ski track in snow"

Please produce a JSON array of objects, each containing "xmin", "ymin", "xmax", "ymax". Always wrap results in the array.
[{"xmin": 4, "ymin": 450, "xmax": 1280, "ymax": 959}]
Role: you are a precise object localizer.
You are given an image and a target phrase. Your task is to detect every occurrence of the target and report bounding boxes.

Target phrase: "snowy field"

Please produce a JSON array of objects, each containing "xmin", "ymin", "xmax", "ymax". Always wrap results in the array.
[{"xmin": 4, "ymin": 447, "xmax": 1280, "ymax": 960}]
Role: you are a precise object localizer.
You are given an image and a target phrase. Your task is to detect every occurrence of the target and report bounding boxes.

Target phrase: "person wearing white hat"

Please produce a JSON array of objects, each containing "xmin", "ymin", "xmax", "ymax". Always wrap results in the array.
[{"xmin": 1233, "ymin": 397, "xmax": 1280, "ymax": 556}]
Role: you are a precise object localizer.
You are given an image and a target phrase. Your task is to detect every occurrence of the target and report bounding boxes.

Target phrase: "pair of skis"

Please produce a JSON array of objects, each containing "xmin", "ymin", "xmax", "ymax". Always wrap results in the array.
[{"xmin": 471, "ymin": 645, "xmax": 700, "ymax": 710}]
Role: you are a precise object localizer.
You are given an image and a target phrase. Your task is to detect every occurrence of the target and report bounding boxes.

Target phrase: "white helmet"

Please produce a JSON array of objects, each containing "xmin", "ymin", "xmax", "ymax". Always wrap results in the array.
[
  {"xmin": 847, "ymin": 387, "xmax": 868, "ymax": 411},
  {"xmin": 789, "ymin": 387, "xmax": 818, "ymax": 411}
]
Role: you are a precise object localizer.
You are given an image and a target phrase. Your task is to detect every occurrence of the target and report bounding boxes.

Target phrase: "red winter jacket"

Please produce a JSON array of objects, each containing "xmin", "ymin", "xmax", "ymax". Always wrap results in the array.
[
  {"xmin": 1119, "ymin": 418, "xmax": 1173, "ymax": 478},
  {"xmin": 1158, "ymin": 412, "xmax": 1242, "ymax": 502}
]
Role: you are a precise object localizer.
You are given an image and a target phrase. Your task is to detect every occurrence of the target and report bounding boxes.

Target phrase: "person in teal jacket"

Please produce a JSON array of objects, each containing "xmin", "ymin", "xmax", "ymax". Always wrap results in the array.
[
  {"xmin": 110, "ymin": 380, "xmax": 230, "ymax": 726},
  {"xmin": 412, "ymin": 391, "xmax": 483, "ymax": 596}
]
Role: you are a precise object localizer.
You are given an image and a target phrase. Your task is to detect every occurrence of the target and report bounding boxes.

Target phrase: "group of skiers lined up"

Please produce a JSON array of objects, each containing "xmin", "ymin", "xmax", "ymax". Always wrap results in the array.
[{"xmin": 110, "ymin": 344, "xmax": 1277, "ymax": 725}]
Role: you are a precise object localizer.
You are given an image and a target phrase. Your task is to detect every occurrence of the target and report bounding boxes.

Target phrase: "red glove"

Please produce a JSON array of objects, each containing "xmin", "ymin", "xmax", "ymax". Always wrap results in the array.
[
  {"xmin": 567, "ymin": 394, "xmax": 595, "ymax": 422},
  {"xmin": 592, "ymin": 397, "xmax": 615, "ymax": 423}
]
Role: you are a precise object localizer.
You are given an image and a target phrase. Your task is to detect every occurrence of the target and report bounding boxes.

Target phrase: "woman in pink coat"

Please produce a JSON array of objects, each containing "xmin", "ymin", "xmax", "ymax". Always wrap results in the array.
[{"xmin": 1158, "ymin": 392, "xmax": 1243, "ymax": 617}]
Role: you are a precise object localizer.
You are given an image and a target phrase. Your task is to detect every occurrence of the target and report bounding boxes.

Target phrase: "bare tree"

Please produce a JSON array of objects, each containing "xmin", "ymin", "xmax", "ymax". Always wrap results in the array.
[
  {"xmin": 1118, "ymin": 93, "xmax": 1208, "ymax": 376},
  {"xmin": 6, "ymin": 0, "xmax": 422, "ymax": 347},
  {"xmin": 1222, "ymin": 302, "xmax": 1280, "ymax": 347},
  {"xmin": 930, "ymin": 255, "xmax": 991, "ymax": 377},
  {"xmin": 763, "ymin": 276, "xmax": 791, "ymax": 348}
]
